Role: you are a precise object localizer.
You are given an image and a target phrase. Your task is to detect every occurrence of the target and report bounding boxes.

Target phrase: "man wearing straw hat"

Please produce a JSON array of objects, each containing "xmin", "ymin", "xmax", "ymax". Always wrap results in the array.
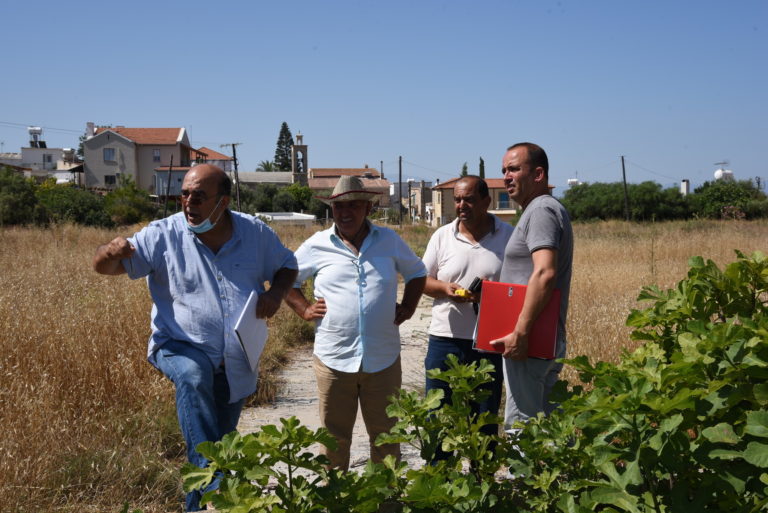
[{"xmin": 286, "ymin": 175, "xmax": 427, "ymax": 469}]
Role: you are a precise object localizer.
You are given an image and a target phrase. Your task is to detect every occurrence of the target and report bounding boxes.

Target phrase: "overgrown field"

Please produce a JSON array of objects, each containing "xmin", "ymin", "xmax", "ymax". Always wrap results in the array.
[{"xmin": 1, "ymin": 219, "xmax": 765, "ymax": 512}]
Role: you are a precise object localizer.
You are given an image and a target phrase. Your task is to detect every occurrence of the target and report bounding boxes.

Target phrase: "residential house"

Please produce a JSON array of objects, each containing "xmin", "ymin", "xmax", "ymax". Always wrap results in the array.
[
  {"xmin": 237, "ymin": 171, "xmax": 294, "ymax": 190},
  {"xmin": 195, "ymin": 146, "xmax": 234, "ymax": 172},
  {"xmin": 83, "ymin": 123, "xmax": 198, "ymax": 192},
  {"xmin": 308, "ymin": 167, "xmax": 391, "ymax": 207},
  {"xmin": 1, "ymin": 127, "xmax": 82, "ymax": 184},
  {"xmin": 391, "ymin": 179, "xmax": 433, "ymax": 223},
  {"xmin": 0, "ymin": 153, "xmax": 23, "ymax": 169},
  {"xmin": 432, "ymin": 177, "xmax": 553, "ymax": 227}
]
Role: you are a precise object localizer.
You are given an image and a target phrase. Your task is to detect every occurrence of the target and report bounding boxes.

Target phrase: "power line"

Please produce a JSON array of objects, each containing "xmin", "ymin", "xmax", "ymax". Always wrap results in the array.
[
  {"xmin": 401, "ymin": 159, "xmax": 455, "ymax": 178},
  {"xmin": 624, "ymin": 158, "xmax": 678, "ymax": 181},
  {"xmin": 0, "ymin": 120, "xmax": 82, "ymax": 134}
]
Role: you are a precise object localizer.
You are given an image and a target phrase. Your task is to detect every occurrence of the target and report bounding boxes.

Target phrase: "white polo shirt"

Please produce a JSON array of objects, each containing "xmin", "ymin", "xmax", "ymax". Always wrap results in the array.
[{"xmin": 422, "ymin": 214, "xmax": 514, "ymax": 340}]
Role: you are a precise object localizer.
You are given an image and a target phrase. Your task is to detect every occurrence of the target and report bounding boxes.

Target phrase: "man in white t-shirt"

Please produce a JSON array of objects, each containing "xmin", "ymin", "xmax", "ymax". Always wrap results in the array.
[{"xmin": 422, "ymin": 175, "xmax": 514, "ymax": 460}]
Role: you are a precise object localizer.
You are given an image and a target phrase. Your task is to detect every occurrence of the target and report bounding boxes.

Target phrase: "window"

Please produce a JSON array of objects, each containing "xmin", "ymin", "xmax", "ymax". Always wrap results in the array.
[
  {"xmin": 43, "ymin": 154, "xmax": 53, "ymax": 163},
  {"xmin": 498, "ymin": 192, "xmax": 510, "ymax": 209},
  {"xmin": 153, "ymin": 149, "xmax": 161, "ymax": 162},
  {"xmin": 104, "ymin": 175, "xmax": 117, "ymax": 185},
  {"xmin": 103, "ymin": 147, "xmax": 116, "ymax": 162}
]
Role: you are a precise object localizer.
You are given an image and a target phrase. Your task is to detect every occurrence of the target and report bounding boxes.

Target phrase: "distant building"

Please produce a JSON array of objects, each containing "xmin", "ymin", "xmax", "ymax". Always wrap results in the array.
[
  {"xmin": 1, "ymin": 127, "xmax": 82, "ymax": 184},
  {"xmin": 82, "ymin": 122, "xmax": 198, "ymax": 192},
  {"xmin": 431, "ymin": 177, "xmax": 556, "ymax": 227},
  {"xmin": 254, "ymin": 212, "xmax": 316, "ymax": 227},
  {"xmin": 308, "ymin": 166, "xmax": 391, "ymax": 207},
  {"xmin": 195, "ymin": 146, "xmax": 234, "ymax": 173},
  {"xmin": 391, "ymin": 179, "xmax": 433, "ymax": 223},
  {"xmin": 238, "ymin": 172, "xmax": 294, "ymax": 190}
]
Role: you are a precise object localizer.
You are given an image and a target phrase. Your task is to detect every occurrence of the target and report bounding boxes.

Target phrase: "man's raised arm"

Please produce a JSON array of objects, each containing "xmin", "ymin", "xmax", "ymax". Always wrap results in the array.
[{"xmin": 93, "ymin": 236, "xmax": 135, "ymax": 276}]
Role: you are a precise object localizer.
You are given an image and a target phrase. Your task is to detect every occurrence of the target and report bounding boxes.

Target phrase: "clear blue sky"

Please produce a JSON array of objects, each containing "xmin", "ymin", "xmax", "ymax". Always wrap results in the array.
[{"xmin": 2, "ymin": 1, "xmax": 765, "ymax": 195}]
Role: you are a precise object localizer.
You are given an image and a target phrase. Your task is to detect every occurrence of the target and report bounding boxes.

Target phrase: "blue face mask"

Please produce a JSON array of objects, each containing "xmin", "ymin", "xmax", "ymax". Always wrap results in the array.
[{"xmin": 186, "ymin": 196, "xmax": 224, "ymax": 234}]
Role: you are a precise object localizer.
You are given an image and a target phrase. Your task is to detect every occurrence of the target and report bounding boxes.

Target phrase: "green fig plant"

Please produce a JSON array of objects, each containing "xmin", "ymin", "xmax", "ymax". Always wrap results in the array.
[{"xmin": 180, "ymin": 251, "xmax": 768, "ymax": 512}]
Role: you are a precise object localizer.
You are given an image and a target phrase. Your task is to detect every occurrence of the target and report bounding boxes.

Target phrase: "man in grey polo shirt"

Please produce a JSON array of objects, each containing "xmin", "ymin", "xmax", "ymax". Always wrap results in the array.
[
  {"xmin": 490, "ymin": 142, "xmax": 573, "ymax": 432},
  {"xmin": 422, "ymin": 175, "xmax": 514, "ymax": 459}
]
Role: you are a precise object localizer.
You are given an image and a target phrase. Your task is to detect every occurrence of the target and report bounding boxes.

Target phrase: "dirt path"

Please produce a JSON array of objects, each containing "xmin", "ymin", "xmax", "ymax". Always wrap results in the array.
[{"xmin": 237, "ymin": 295, "xmax": 434, "ymax": 469}]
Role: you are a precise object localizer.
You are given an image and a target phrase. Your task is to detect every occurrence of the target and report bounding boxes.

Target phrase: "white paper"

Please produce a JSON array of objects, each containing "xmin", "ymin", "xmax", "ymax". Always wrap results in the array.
[{"xmin": 234, "ymin": 290, "xmax": 268, "ymax": 372}]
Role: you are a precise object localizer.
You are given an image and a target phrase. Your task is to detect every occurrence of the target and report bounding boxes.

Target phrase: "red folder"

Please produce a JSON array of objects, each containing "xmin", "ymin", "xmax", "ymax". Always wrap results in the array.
[{"xmin": 473, "ymin": 281, "xmax": 561, "ymax": 359}]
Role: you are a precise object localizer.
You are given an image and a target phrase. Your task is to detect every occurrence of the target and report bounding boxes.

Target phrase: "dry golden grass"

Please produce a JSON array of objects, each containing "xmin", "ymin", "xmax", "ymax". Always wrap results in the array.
[
  {"xmin": 0, "ymin": 223, "xmax": 315, "ymax": 512},
  {"xmin": 2, "ymin": 219, "xmax": 765, "ymax": 512},
  {"xmin": 563, "ymin": 219, "xmax": 768, "ymax": 383}
]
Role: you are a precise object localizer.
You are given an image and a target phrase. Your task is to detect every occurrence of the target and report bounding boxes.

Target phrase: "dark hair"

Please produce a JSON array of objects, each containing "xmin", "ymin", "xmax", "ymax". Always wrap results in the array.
[
  {"xmin": 507, "ymin": 142, "xmax": 549, "ymax": 178},
  {"xmin": 218, "ymin": 172, "xmax": 232, "ymax": 196},
  {"xmin": 456, "ymin": 175, "xmax": 489, "ymax": 198}
]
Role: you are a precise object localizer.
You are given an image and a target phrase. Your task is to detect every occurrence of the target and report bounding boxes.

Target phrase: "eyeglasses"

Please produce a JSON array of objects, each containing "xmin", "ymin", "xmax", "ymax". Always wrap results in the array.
[{"xmin": 181, "ymin": 189, "xmax": 214, "ymax": 203}]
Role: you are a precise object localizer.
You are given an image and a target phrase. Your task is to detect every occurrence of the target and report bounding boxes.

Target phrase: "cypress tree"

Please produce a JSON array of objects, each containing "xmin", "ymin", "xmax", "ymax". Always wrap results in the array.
[{"xmin": 274, "ymin": 122, "xmax": 294, "ymax": 171}]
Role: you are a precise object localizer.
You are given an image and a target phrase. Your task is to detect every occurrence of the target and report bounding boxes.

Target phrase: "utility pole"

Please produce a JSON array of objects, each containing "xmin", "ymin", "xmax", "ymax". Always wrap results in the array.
[
  {"xmin": 621, "ymin": 155, "xmax": 630, "ymax": 222},
  {"xmin": 408, "ymin": 180, "xmax": 412, "ymax": 223},
  {"xmin": 398, "ymin": 156, "xmax": 403, "ymax": 227},
  {"xmin": 163, "ymin": 155, "xmax": 174, "ymax": 218},
  {"xmin": 221, "ymin": 143, "xmax": 242, "ymax": 211}
]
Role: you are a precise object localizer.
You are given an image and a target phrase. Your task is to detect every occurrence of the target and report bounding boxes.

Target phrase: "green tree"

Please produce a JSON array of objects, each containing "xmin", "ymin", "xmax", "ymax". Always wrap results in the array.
[
  {"xmin": 627, "ymin": 181, "xmax": 689, "ymax": 221},
  {"xmin": 561, "ymin": 181, "xmax": 690, "ymax": 221},
  {"xmin": 104, "ymin": 175, "xmax": 157, "ymax": 225},
  {"xmin": 77, "ymin": 134, "xmax": 86, "ymax": 159},
  {"xmin": 274, "ymin": 122, "xmax": 294, "ymax": 171},
  {"xmin": 273, "ymin": 190, "xmax": 302, "ymax": 212},
  {"xmin": 36, "ymin": 179, "xmax": 112, "ymax": 227},
  {"xmin": 460, "ymin": 162, "xmax": 468, "ymax": 177},
  {"xmin": 253, "ymin": 184, "xmax": 279, "ymax": 212},
  {"xmin": 689, "ymin": 179, "xmax": 767, "ymax": 219},
  {"xmin": 284, "ymin": 183, "xmax": 313, "ymax": 208},
  {"xmin": 561, "ymin": 182, "xmax": 625, "ymax": 220},
  {"xmin": 479, "ymin": 157, "xmax": 485, "ymax": 179},
  {"xmin": 0, "ymin": 167, "xmax": 43, "ymax": 225},
  {"xmin": 309, "ymin": 198, "xmax": 330, "ymax": 221},
  {"xmin": 256, "ymin": 160, "xmax": 275, "ymax": 172}
]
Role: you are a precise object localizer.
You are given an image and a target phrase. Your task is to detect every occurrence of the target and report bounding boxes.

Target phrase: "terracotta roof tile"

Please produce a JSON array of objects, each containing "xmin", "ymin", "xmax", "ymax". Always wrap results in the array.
[
  {"xmin": 310, "ymin": 168, "xmax": 381, "ymax": 178},
  {"xmin": 309, "ymin": 177, "xmax": 390, "ymax": 190},
  {"xmin": 95, "ymin": 127, "xmax": 183, "ymax": 145},
  {"xmin": 196, "ymin": 146, "xmax": 233, "ymax": 160}
]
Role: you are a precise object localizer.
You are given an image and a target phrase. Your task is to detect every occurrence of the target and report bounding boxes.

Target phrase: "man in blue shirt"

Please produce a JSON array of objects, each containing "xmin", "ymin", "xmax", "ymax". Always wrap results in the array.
[
  {"xmin": 93, "ymin": 164, "xmax": 297, "ymax": 511},
  {"xmin": 285, "ymin": 176, "xmax": 426, "ymax": 470}
]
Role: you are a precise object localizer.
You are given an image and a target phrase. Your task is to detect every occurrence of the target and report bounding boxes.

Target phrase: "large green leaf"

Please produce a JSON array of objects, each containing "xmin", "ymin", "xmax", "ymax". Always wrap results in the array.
[
  {"xmin": 746, "ymin": 411, "xmax": 768, "ymax": 438},
  {"xmin": 181, "ymin": 463, "xmax": 215, "ymax": 493},
  {"xmin": 744, "ymin": 442, "xmax": 768, "ymax": 467},
  {"xmin": 588, "ymin": 486, "xmax": 641, "ymax": 513},
  {"xmin": 754, "ymin": 383, "xmax": 768, "ymax": 405},
  {"xmin": 702, "ymin": 423, "xmax": 741, "ymax": 444}
]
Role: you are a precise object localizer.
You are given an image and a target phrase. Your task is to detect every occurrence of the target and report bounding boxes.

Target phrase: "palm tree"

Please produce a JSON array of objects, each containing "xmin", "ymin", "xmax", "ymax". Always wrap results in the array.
[{"xmin": 256, "ymin": 160, "xmax": 275, "ymax": 172}]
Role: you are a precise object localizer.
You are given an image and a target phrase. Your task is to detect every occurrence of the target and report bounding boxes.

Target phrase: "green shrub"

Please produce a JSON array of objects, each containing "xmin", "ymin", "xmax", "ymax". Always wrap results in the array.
[
  {"xmin": 180, "ymin": 250, "xmax": 768, "ymax": 512},
  {"xmin": 36, "ymin": 180, "xmax": 113, "ymax": 227},
  {"xmin": 104, "ymin": 176, "xmax": 157, "ymax": 225},
  {"xmin": 0, "ymin": 166, "xmax": 44, "ymax": 225}
]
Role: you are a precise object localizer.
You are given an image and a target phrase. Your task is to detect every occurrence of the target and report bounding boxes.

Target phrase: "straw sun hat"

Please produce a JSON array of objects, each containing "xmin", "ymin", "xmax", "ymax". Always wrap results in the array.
[{"xmin": 316, "ymin": 176, "xmax": 381, "ymax": 205}]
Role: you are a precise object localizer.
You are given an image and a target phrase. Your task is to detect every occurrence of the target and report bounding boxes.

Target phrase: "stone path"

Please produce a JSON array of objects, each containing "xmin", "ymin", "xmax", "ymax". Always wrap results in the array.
[{"xmin": 236, "ymin": 295, "xmax": 434, "ymax": 469}]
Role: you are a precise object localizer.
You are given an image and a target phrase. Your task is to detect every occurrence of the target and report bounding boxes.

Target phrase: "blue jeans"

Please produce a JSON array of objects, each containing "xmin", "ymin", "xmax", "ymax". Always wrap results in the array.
[
  {"xmin": 424, "ymin": 334, "xmax": 503, "ymax": 461},
  {"xmin": 154, "ymin": 339, "xmax": 245, "ymax": 512}
]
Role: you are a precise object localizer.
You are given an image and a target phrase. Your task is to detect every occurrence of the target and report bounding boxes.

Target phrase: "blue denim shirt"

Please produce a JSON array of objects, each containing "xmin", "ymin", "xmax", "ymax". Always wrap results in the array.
[
  {"xmin": 294, "ymin": 222, "xmax": 426, "ymax": 373},
  {"xmin": 123, "ymin": 211, "xmax": 297, "ymax": 402}
]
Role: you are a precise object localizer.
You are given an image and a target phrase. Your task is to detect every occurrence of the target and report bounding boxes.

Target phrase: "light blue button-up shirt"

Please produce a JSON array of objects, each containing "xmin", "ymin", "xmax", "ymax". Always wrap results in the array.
[
  {"xmin": 123, "ymin": 211, "xmax": 297, "ymax": 402},
  {"xmin": 294, "ymin": 222, "xmax": 426, "ymax": 373}
]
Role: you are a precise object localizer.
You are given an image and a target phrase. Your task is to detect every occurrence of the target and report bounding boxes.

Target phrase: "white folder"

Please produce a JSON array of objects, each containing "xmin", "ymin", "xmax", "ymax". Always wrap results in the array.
[{"xmin": 234, "ymin": 290, "xmax": 269, "ymax": 372}]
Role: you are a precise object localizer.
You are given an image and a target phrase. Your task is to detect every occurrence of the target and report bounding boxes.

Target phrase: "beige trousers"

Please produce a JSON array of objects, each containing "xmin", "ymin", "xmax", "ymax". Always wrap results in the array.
[{"xmin": 313, "ymin": 355, "xmax": 402, "ymax": 470}]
